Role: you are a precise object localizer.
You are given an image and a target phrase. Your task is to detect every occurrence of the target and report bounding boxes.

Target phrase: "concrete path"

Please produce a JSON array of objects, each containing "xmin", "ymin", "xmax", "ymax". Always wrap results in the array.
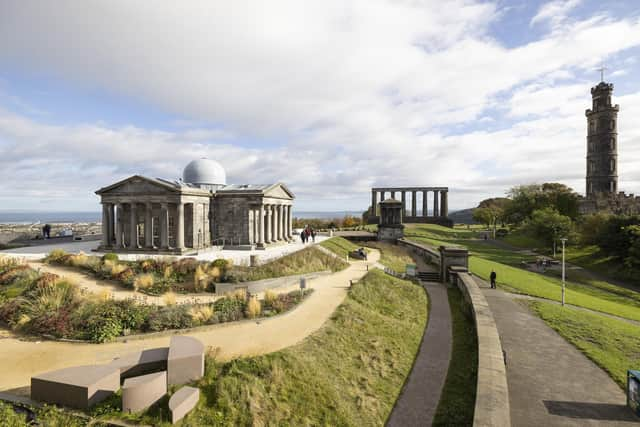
[
  {"xmin": 387, "ymin": 280, "xmax": 452, "ymax": 427},
  {"xmin": 0, "ymin": 250, "xmax": 379, "ymax": 395},
  {"xmin": 480, "ymin": 279, "xmax": 640, "ymax": 426}
]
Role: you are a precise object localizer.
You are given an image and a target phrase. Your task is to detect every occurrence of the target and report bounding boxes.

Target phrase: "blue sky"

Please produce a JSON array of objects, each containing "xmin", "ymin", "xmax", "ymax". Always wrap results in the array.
[{"xmin": 1, "ymin": 0, "xmax": 640, "ymax": 212}]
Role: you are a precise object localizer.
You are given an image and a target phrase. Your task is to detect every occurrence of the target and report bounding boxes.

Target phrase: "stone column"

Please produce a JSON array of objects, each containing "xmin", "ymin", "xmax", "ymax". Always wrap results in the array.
[
  {"xmin": 433, "ymin": 190, "xmax": 440, "ymax": 217},
  {"xmin": 401, "ymin": 191, "xmax": 406, "ymax": 217},
  {"xmin": 108, "ymin": 204, "xmax": 115, "ymax": 244},
  {"xmin": 132, "ymin": 203, "xmax": 141, "ymax": 248},
  {"xmin": 273, "ymin": 204, "xmax": 280, "ymax": 241},
  {"xmin": 422, "ymin": 190, "xmax": 428, "ymax": 217},
  {"xmin": 281, "ymin": 205, "xmax": 286, "ymax": 240},
  {"xmin": 101, "ymin": 203, "xmax": 109, "ymax": 247},
  {"xmin": 371, "ymin": 190, "xmax": 376, "ymax": 216},
  {"xmin": 176, "ymin": 202, "xmax": 185, "ymax": 250},
  {"xmin": 411, "ymin": 191, "xmax": 417, "ymax": 217},
  {"xmin": 288, "ymin": 205, "xmax": 293, "ymax": 239},
  {"xmin": 144, "ymin": 202, "xmax": 153, "ymax": 248},
  {"xmin": 160, "ymin": 203, "xmax": 169, "ymax": 249},
  {"xmin": 258, "ymin": 204, "xmax": 265, "ymax": 245},
  {"xmin": 441, "ymin": 191, "xmax": 448, "ymax": 217},
  {"xmin": 391, "ymin": 191, "xmax": 396, "ymax": 199},
  {"xmin": 115, "ymin": 203, "xmax": 123, "ymax": 247},
  {"xmin": 265, "ymin": 204, "xmax": 272, "ymax": 243}
]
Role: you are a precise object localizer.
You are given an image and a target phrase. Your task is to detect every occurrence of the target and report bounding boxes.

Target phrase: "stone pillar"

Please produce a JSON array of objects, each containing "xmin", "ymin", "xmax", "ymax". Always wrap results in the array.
[
  {"xmin": 130, "ymin": 203, "xmax": 139, "ymax": 248},
  {"xmin": 115, "ymin": 203, "xmax": 123, "ymax": 247},
  {"xmin": 101, "ymin": 203, "xmax": 109, "ymax": 247},
  {"xmin": 422, "ymin": 190, "xmax": 428, "ymax": 217},
  {"xmin": 411, "ymin": 191, "xmax": 417, "ymax": 217},
  {"xmin": 288, "ymin": 205, "xmax": 293, "ymax": 239},
  {"xmin": 391, "ymin": 191, "xmax": 396, "ymax": 199},
  {"xmin": 401, "ymin": 191, "xmax": 406, "ymax": 217},
  {"xmin": 258, "ymin": 204, "xmax": 265, "ymax": 245},
  {"xmin": 371, "ymin": 190, "xmax": 376, "ymax": 216},
  {"xmin": 176, "ymin": 202, "xmax": 185, "ymax": 250},
  {"xmin": 160, "ymin": 203, "xmax": 169, "ymax": 249},
  {"xmin": 441, "ymin": 191, "xmax": 448, "ymax": 217},
  {"xmin": 265, "ymin": 204, "xmax": 272, "ymax": 243},
  {"xmin": 108, "ymin": 204, "xmax": 115, "ymax": 244},
  {"xmin": 281, "ymin": 205, "xmax": 286, "ymax": 240},
  {"xmin": 144, "ymin": 202, "xmax": 153, "ymax": 248},
  {"xmin": 273, "ymin": 204, "xmax": 280, "ymax": 241},
  {"xmin": 433, "ymin": 190, "xmax": 440, "ymax": 217}
]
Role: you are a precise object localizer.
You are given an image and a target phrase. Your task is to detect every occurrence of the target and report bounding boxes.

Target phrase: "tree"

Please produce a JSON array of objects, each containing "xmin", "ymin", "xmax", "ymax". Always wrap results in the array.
[
  {"xmin": 528, "ymin": 207, "xmax": 573, "ymax": 253},
  {"xmin": 624, "ymin": 225, "xmax": 640, "ymax": 269},
  {"xmin": 473, "ymin": 204, "xmax": 505, "ymax": 238},
  {"xmin": 507, "ymin": 183, "xmax": 580, "ymax": 223}
]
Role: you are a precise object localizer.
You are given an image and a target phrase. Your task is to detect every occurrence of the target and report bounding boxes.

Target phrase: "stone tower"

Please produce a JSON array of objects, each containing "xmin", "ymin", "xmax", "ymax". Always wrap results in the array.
[{"xmin": 585, "ymin": 81, "xmax": 619, "ymax": 197}]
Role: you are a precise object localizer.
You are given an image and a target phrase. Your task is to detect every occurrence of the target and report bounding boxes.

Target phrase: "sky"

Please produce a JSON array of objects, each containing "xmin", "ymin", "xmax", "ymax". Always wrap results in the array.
[{"xmin": 1, "ymin": 0, "xmax": 640, "ymax": 213}]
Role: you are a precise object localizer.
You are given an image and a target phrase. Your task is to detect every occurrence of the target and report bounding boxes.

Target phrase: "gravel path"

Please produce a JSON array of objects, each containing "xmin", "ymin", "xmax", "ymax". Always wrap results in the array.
[{"xmin": 0, "ymin": 250, "xmax": 380, "ymax": 394}]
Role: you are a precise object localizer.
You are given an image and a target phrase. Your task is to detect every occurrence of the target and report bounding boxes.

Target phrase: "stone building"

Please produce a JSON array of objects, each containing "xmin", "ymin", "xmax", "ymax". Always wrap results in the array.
[
  {"xmin": 368, "ymin": 186, "xmax": 452, "ymax": 227},
  {"xmin": 578, "ymin": 81, "xmax": 640, "ymax": 215},
  {"xmin": 377, "ymin": 198, "xmax": 404, "ymax": 241},
  {"xmin": 96, "ymin": 159, "xmax": 294, "ymax": 254}
]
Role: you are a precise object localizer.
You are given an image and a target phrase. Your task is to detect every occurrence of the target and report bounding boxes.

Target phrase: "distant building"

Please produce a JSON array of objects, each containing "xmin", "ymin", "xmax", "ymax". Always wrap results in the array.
[
  {"xmin": 96, "ymin": 159, "xmax": 294, "ymax": 254},
  {"xmin": 579, "ymin": 81, "xmax": 640, "ymax": 215}
]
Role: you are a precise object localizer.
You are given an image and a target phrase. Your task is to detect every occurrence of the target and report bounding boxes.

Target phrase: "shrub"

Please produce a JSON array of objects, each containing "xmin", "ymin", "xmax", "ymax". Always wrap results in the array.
[
  {"xmin": 133, "ymin": 273, "xmax": 155, "ymax": 291},
  {"xmin": 0, "ymin": 265, "xmax": 32, "ymax": 286},
  {"xmin": 194, "ymin": 265, "xmax": 208, "ymax": 292},
  {"xmin": 213, "ymin": 297, "xmax": 245, "ymax": 322},
  {"xmin": 115, "ymin": 268, "xmax": 135, "ymax": 286},
  {"xmin": 246, "ymin": 296, "xmax": 261, "ymax": 318},
  {"xmin": 145, "ymin": 305, "xmax": 193, "ymax": 332},
  {"xmin": 140, "ymin": 259, "xmax": 154, "ymax": 272},
  {"xmin": 0, "ymin": 256, "xmax": 24, "ymax": 274},
  {"xmin": 163, "ymin": 265, "xmax": 174, "ymax": 280},
  {"xmin": 189, "ymin": 304, "xmax": 215, "ymax": 325},
  {"xmin": 173, "ymin": 258, "xmax": 198, "ymax": 276},
  {"xmin": 231, "ymin": 288, "xmax": 247, "ymax": 302},
  {"xmin": 163, "ymin": 291, "xmax": 177, "ymax": 306},
  {"xmin": 68, "ymin": 252, "xmax": 89, "ymax": 268},
  {"xmin": 264, "ymin": 290, "xmax": 277, "ymax": 307},
  {"xmin": 0, "ymin": 401, "xmax": 28, "ymax": 427},
  {"xmin": 102, "ymin": 253, "xmax": 119, "ymax": 262},
  {"xmin": 46, "ymin": 249, "xmax": 69, "ymax": 264}
]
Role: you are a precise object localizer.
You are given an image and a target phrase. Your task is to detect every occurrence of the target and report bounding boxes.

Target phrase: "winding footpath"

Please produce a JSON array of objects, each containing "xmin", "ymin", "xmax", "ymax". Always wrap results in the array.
[{"xmin": 0, "ymin": 250, "xmax": 380, "ymax": 395}]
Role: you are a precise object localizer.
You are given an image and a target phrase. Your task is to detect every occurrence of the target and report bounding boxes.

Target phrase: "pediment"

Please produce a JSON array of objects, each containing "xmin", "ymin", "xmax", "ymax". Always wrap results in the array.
[
  {"xmin": 264, "ymin": 183, "xmax": 295, "ymax": 199},
  {"xmin": 96, "ymin": 176, "xmax": 179, "ymax": 196}
]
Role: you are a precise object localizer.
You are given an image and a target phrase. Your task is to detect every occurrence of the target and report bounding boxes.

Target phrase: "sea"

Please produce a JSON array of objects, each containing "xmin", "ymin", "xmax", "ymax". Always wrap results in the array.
[{"xmin": 0, "ymin": 210, "xmax": 364, "ymax": 224}]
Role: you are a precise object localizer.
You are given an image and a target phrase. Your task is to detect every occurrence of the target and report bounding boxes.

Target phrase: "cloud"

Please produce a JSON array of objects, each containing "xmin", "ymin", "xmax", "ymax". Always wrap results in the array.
[{"xmin": 0, "ymin": 1, "xmax": 640, "ymax": 212}]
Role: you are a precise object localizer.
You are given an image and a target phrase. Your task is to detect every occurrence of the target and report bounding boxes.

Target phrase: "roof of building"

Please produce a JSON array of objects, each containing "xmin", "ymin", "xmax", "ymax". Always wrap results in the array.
[{"xmin": 183, "ymin": 158, "xmax": 226, "ymax": 186}]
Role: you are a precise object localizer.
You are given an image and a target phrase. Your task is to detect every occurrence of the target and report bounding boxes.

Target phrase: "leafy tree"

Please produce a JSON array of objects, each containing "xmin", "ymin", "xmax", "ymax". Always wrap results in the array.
[
  {"xmin": 527, "ymin": 207, "xmax": 573, "ymax": 252},
  {"xmin": 506, "ymin": 183, "xmax": 580, "ymax": 223},
  {"xmin": 578, "ymin": 212, "xmax": 611, "ymax": 245},
  {"xmin": 624, "ymin": 225, "xmax": 640, "ymax": 269}
]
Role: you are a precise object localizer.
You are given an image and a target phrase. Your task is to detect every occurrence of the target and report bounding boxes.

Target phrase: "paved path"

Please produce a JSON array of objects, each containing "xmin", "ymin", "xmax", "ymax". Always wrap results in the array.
[
  {"xmin": 479, "ymin": 278, "xmax": 640, "ymax": 426},
  {"xmin": 387, "ymin": 255, "xmax": 452, "ymax": 427},
  {"xmin": 0, "ymin": 250, "xmax": 379, "ymax": 395}
]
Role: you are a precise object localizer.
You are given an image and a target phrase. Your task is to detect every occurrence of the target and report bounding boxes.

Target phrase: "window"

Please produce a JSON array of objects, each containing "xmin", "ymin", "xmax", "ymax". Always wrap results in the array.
[
  {"xmin": 610, "ymin": 138, "xmax": 615, "ymax": 150},
  {"xmin": 610, "ymin": 159, "xmax": 615, "ymax": 173}
]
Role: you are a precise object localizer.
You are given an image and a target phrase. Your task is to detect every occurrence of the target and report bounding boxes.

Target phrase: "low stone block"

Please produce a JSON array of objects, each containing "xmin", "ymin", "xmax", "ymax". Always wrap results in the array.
[
  {"xmin": 109, "ymin": 347, "xmax": 169, "ymax": 382},
  {"xmin": 31, "ymin": 365, "xmax": 120, "ymax": 409},
  {"xmin": 168, "ymin": 336, "xmax": 205, "ymax": 386},
  {"xmin": 122, "ymin": 371, "xmax": 167, "ymax": 413},
  {"xmin": 169, "ymin": 386, "xmax": 200, "ymax": 424}
]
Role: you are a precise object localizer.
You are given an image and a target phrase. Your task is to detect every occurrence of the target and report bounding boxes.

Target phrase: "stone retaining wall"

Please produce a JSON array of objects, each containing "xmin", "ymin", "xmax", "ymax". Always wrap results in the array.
[
  {"xmin": 397, "ymin": 239, "xmax": 441, "ymax": 265},
  {"xmin": 457, "ymin": 272, "xmax": 511, "ymax": 427}
]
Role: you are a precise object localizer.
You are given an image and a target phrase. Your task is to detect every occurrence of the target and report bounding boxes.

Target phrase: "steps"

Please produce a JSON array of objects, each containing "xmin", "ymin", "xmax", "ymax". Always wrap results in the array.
[{"xmin": 417, "ymin": 271, "xmax": 441, "ymax": 282}]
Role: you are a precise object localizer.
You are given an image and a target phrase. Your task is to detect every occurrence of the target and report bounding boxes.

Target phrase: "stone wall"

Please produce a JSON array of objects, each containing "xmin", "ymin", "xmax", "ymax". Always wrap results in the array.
[{"xmin": 457, "ymin": 272, "xmax": 511, "ymax": 427}]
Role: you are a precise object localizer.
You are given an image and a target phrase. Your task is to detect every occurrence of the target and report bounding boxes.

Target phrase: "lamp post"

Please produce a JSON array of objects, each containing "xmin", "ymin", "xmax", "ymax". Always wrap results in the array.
[{"xmin": 560, "ymin": 238, "xmax": 567, "ymax": 307}]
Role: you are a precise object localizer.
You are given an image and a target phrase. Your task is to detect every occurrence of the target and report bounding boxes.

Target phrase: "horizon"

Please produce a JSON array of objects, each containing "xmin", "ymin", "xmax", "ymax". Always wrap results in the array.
[{"xmin": 2, "ymin": 1, "xmax": 640, "ymax": 212}]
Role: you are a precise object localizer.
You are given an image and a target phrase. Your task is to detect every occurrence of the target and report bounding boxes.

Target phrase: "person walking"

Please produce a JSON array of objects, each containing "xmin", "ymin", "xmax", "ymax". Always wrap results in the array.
[
  {"xmin": 300, "ymin": 230, "xmax": 306, "ymax": 243},
  {"xmin": 311, "ymin": 228, "xmax": 316, "ymax": 243},
  {"xmin": 490, "ymin": 270, "xmax": 497, "ymax": 289}
]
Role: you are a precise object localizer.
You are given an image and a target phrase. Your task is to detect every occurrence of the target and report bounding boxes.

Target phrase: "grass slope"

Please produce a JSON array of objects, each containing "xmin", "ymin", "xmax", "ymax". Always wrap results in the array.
[
  {"xmin": 319, "ymin": 236, "xmax": 361, "ymax": 259},
  {"xmin": 528, "ymin": 301, "xmax": 640, "ymax": 389},
  {"xmin": 433, "ymin": 287, "xmax": 477, "ymax": 426},
  {"xmin": 105, "ymin": 268, "xmax": 428, "ymax": 426},
  {"xmin": 365, "ymin": 241, "xmax": 414, "ymax": 273}
]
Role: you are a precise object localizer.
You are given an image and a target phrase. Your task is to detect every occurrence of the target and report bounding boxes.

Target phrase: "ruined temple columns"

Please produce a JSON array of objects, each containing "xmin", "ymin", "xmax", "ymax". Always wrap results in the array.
[
  {"xmin": 434, "ymin": 190, "xmax": 440, "ymax": 217},
  {"xmin": 411, "ymin": 191, "xmax": 417, "ymax": 217},
  {"xmin": 401, "ymin": 192, "xmax": 406, "ymax": 217},
  {"xmin": 441, "ymin": 191, "xmax": 448, "ymax": 217},
  {"xmin": 422, "ymin": 191, "xmax": 428, "ymax": 217}
]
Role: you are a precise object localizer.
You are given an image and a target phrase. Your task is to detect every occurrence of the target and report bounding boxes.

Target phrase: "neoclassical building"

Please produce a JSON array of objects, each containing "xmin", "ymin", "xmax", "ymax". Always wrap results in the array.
[{"xmin": 96, "ymin": 159, "xmax": 294, "ymax": 254}]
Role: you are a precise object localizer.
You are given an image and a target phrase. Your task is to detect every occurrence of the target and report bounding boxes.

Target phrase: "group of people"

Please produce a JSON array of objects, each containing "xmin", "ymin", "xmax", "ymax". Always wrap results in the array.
[{"xmin": 300, "ymin": 226, "xmax": 316, "ymax": 244}]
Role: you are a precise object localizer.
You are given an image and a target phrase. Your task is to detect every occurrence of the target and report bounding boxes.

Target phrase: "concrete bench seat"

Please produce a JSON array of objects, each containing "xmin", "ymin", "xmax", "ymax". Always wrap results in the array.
[
  {"xmin": 168, "ymin": 336, "xmax": 205, "ymax": 386},
  {"xmin": 109, "ymin": 347, "xmax": 169, "ymax": 382},
  {"xmin": 169, "ymin": 386, "xmax": 200, "ymax": 424},
  {"xmin": 31, "ymin": 365, "xmax": 120, "ymax": 409},
  {"xmin": 122, "ymin": 371, "xmax": 167, "ymax": 413}
]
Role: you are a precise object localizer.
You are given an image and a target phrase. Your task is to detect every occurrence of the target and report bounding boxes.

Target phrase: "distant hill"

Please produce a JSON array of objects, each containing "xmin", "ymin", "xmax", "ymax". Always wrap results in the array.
[{"xmin": 448, "ymin": 208, "xmax": 477, "ymax": 224}]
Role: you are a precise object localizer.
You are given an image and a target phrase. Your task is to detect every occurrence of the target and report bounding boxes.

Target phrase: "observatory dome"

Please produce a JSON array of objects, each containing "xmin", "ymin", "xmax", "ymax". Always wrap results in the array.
[{"xmin": 183, "ymin": 158, "xmax": 226, "ymax": 186}]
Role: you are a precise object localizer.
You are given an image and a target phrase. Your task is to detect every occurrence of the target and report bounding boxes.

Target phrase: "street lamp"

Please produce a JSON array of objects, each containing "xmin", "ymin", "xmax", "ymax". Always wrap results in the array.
[{"xmin": 560, "ymin": 238, "xmax": 567, "ymax": 306}]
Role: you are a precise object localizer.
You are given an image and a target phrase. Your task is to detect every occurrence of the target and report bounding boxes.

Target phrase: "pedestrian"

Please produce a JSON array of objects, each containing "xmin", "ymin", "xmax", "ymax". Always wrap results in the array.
[
  {"xmin": 311, "ymin": 228, "xmax": 316, "ymax": 243},
  {"xmin": 305, "ymin": 227, "xmax": 310, "ymax": 242},
  {"xmin": 300, "ymin": 230, "xmax": 306, "ymax": 243},
  {"xmin": 490, "ymin": 270, "xmax": 497, "ymax": 289}
]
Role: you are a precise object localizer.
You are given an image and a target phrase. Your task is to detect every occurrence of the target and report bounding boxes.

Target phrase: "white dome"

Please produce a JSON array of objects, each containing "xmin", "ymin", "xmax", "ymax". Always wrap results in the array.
[{"xmin": 183, "ymin": 158, "xmax": 226, "ymax": 186}]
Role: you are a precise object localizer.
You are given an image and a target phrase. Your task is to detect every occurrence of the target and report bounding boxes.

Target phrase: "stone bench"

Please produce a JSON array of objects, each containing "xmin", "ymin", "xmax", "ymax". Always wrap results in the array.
[
  {"xmin": 31, "ymin": 365, "xmax": 120, "ymax": 409},
  {"xmin": 168, "ymin": 336, "xmax": 205, "ymax": 386},
  {"xmin": 169, "ymin": 386, "xmax": 200, "ymax": 424},
  {"xmin": 122, "ymin": 371, "xmax": 167, "ymax": 413},
  {"xmin": 109, "ymin": 347, "xmax": 169, "ymax": 382}
]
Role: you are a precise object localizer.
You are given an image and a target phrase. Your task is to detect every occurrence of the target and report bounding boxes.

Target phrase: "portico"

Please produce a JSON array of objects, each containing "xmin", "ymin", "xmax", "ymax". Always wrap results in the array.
[{"xmin": 369, "ymin": 186, "xmax": 451, "ymax": 227}]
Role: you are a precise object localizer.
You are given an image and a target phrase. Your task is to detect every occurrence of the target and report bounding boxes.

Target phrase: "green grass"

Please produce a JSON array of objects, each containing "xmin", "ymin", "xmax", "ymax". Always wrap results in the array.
[
  {"xmin": 502, "ymin": 229, "xmax": 546, "ymax": 250},
  {"xmin": 433, "ymin": 287, "xmax": 477, "ymax": 426},
  {"xmin": 365, "ymin": 241, "xmax": 414, "ymax": 273},
  {"xmin": 235, "ymin": 246, "xmax": 349, "ymax": 281},
  {"xmin": 528, "ymin": 301, "xmax": 640, "ymax": 389},
  {"xmin": 101, "ymin": 268, "xmax": 428, "ymax": 426},
  {"xmin": 319, "ymin": 236, "xmax": 362, "ymax": 259}
]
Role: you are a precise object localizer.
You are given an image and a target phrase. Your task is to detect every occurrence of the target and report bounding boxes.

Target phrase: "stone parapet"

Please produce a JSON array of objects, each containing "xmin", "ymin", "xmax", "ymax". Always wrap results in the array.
[{"xmin": 457, "ymin": 272, "xmax": 511, "ymax": 427}]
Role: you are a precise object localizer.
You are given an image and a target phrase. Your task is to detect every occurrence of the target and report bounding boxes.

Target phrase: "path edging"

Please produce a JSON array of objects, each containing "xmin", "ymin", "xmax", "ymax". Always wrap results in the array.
[{"xmin": 457, "ymin": 272, "xmax": 511, "ymax": 427}]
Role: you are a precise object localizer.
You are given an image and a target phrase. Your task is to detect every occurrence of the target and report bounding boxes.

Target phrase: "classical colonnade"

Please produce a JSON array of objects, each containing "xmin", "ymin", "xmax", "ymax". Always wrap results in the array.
[
  {"xmin": 371, "ymin": 187, "xmax": 448, "ymax": 218},
  {"xmin": 251, "ymin": 203, "xmax": 293, "ymax": 246}
]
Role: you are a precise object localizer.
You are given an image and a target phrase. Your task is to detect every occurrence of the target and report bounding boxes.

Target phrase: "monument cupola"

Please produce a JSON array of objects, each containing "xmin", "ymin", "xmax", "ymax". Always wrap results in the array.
[
  {"xmin": 585, "ymin": 80, "xmax": 619, "ymax": 197},
  {"xmin": 183, "ymin": 158, "xmax": 226, "ymax": 190}
]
